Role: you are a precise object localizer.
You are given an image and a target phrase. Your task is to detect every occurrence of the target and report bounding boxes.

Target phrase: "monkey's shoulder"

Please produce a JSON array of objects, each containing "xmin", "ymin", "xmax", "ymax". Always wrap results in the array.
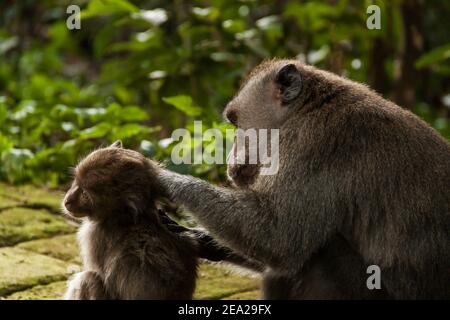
[
  {"xmin": 115, "ymin": 226, "xmax": 198, "ymax": 279},
  {"xmin": 78, "ymin": 220, "xmax": 197, "ymax": 276}
]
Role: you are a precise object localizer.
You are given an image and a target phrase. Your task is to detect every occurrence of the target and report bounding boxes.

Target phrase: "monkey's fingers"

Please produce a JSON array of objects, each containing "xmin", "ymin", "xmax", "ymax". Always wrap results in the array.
[
  {"xmin": 187, "ymin": 230, "xmax": 232, "ymax": 261},
  {"xmin": 158, "ymin": 209, "xmax": 190, "ymax": 233}
]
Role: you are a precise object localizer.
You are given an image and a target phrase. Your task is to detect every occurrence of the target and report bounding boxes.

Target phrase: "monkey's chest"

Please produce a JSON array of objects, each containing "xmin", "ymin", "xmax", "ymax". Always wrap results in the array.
[{"xmin": 78, "ymin": 223, "xmax": 118, "ymax": 272}]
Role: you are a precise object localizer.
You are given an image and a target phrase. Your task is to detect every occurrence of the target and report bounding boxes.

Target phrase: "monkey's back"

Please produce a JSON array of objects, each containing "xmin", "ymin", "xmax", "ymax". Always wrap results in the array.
[
  {"xmin": 264, "ymin": 82, "xmax": 450, "ymax": 299},
  {"xmin": 79, "ymin": 219, "xmax": 198, "ymax": 299},
  {"xmin": 346, "ymin": 100, "xmax": 450, "ymax": 299}
]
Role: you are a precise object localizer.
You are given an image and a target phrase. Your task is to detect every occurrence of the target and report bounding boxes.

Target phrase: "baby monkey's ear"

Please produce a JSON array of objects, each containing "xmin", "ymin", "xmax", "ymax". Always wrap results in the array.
[
  {"xmin": 275, "ymin": 63, "xmax": 302, "ymax": 104},
  {"xmin": 110, "ymin": 140, "xmax": 123, "ymax": 148}
]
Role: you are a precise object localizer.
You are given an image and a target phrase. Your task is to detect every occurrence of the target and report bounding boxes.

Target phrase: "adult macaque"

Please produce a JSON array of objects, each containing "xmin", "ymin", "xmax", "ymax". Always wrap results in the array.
[{"xmin": 156, "ymin": 59, "xmax": 450, "ymax": 299}]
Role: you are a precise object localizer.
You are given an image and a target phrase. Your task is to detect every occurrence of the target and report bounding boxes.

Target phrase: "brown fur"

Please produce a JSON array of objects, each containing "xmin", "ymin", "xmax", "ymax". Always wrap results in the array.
[
  {"xmin": 158, "ymin": 59, "xmax": 450, "ymax": 299},
  {"xmin": 63, "ymin": 141, "xmax": 197, "ymax": 300}
]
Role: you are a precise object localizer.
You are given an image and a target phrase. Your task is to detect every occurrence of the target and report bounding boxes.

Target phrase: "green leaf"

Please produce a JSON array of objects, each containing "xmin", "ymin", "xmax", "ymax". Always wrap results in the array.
[
  {"xmin": 284, "ymin": 2, "xmax": 339, "ymax": 32},
  {"xmin": 1, "ymin": 148, "xmax": 34, "ymax": 183},
  {"xmin": 94, "ymin": 23, "xmax": 117, "ymax": 58},
  {"xmin": 256, "ymin": 16, "xmax": 283, "ymax": 42},
  {"xmin": 12, "ymin": 100, "xmax": 36, "ymax": 121},
  {"xmin": 130, "ymin": 9, "xmax": 168, "ymax": 26},
  {"xmin": 79, "ymin": 123, "xmax": 112, "ymax": 139},
  {"xmin": 120, "ymin": 106, "xmax": 149, "ymax": 121},
  {"xmin": 0, "ymin": 133, "xmax": 13, "ymax": 155},
  {"xmin": 81, "ymin": 0, "xmax": 139, "ymax": 19},
  {"xmin": 415, "ymin": 44, "xmax": 450, "ymax": 69},
  {"xmin": 192, "ymin": 7, "xmax": 220, "ymax": 22},
  {"xmin": 222, "ymin": 19, "xmax": 246, "ymax": 34},
  {"xmin": 139, "ymin": 140, "xmax": 156, "ymax": 157},
  {"xmin": 0, "ymin": 36, "xmax": 18, "ymax": 54},
  {"xmin": 0, "ymin": 102, "xmax": 7, "ymax": 126},
  {"xmin": 112, "ymin": 123, "xmax": 145, "ymax": 140},
  {"xmin": 162, "ymin": 95, "xmax": 202, "ymax": 116}
]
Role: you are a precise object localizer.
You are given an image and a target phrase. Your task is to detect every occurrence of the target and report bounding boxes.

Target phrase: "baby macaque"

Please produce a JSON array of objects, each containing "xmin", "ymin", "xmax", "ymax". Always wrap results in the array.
[{"xmin": 62, "ymin": 141, "xmax": 197, "ymax": 299}]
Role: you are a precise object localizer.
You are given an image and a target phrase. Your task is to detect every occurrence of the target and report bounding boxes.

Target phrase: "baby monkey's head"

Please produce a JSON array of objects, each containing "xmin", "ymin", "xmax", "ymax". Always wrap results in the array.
[{"xmin": 63, "ymin": 141, "xmax": 162, "ymax": 222}]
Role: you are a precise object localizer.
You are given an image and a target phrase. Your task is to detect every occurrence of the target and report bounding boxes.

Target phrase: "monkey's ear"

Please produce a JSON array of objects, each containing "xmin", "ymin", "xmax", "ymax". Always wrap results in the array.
[
  {"xmin": 275, "ymin": 64, "xmax": 302, "ymax": 104},
  {"xmin": 110, "ymin": 140, "xmax": 123, "ymax": 149},
  {"xmin": 125, "ymin": 196, "xmax": 141, "ymax": 222}
]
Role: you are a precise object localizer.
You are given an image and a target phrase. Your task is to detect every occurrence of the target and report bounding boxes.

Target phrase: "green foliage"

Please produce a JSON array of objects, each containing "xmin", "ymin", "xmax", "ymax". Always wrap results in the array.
[
  {"xmin": 163, "ymin": 95, "xmax": 202, "ymax": 116},
  {"xmin": 82, "ymin": 0, "xmax": 139, "ymax": 18},
  {"xmin": 0, "ymin": 0, "xmax": 449, "ymax": 186},
  {"xmin": 416, "ymin": 44, "xmax": 450, "ymax": 70}
]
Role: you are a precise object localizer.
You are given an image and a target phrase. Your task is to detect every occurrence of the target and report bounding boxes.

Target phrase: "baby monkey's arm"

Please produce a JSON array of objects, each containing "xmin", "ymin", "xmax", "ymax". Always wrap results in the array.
[{"xmin": 64, "ymin": 271, "xmax": 108, "ymax": 300}]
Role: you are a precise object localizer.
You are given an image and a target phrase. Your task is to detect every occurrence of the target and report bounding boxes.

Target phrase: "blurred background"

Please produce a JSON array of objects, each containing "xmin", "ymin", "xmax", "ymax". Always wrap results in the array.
[
  {"xmin": 0, "ymin": 0, "xmax": 449, "ymax": 186},
  {"xmin": 0, "ymin": 0, "xmax": 449, "ymax": 301}
]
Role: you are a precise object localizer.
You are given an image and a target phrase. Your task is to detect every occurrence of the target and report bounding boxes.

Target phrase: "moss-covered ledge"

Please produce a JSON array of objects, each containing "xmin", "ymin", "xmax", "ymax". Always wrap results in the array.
[
  {"xmin": 0, "ymin": 184, "xmax": 260, "ymax": 300},
  {"xmin": 0, "ymin": 247, "xmax": 76, "ymax": 297}
]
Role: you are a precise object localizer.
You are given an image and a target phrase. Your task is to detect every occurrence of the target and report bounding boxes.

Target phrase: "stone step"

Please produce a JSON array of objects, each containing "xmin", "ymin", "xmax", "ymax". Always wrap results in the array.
[
  {"xmin": 0, "ymin": 247, "xmax": 76, "ymax": 297},
  {"xmin": 3, "ymin": 281, "xmax": 67, "ymax": 300},
  {"xmin": 0, "ymin": 183, "xmax": 63, "ymax": 211},
  {"xmin": 2, "ymin": 262, "xmax": 260, "ymax": 300},
  {"xmin": 223, "ymin": 289, "xmax": 260, "ymax": 300},
  {"xmin": 17, "ymin": 234, "xmax": 81, "ymax": 264},
  {"xmin": 0, "ymin": 207, "xmax": 75, "ymax": 247},
  {"xmin": 194, "ymin": 263, "xmax": 260, "ymax": 300},
  {"xmin": 0, "ymin": 194, "xmax": 21, "ymax": 208},
  {"xmin": 0, "ymin": 208, "xmax": 76, "ymax": 247},
  {"xmin": 0, "ymin": 184, "xmax": 261, "ymax": 300}
]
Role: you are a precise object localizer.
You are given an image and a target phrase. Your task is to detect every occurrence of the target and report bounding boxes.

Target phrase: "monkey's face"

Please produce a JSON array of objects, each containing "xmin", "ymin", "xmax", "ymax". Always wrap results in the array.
[
  {"xmin": 224, "ymin": 60, "xmax": 304, "ymax": 186},
  {"xmin": 224, "ymin": 60, "xmax": 304, "ymax": 130},
  {"xmin": 62, "ymin": 141, "xmax": 160, "ymax": 221},
  {"xmin": 63, "ymin": 179, "xmax": 93, "ymax": 218}
]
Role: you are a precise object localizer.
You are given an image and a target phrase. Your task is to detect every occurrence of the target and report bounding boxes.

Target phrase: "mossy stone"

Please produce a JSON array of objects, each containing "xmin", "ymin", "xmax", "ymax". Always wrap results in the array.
[
  {"xmin": 3, "ymin": 281, "xmax": 68, "ymax": 300},
  {"xmin": 0, "ymin": 183, "xmax": 63, "ymax": 211},
  {"xmin": 223, "ymin": 290, "xmax": 260, "ymax": 300},
  {"xmin": 1, "ymin": 257, "xmax": 259, "ymax": 299},
  {"xmin": 0, "ymin": 247, "xmax": 75, "ymax": 296},
  {"xmin": 194, "ymin": 263, "xmax": 260, "ymax": 300},
  {"xmin": 17, "ymin": 234, "xmax": 81, "ymax": 264},
  {"xmin": 0, "ymin": 194, "xmax": 21, "ymax": 209},
  {"xmin": 0, "ymin": 207, "xmax": 75, "ymax": 246}
]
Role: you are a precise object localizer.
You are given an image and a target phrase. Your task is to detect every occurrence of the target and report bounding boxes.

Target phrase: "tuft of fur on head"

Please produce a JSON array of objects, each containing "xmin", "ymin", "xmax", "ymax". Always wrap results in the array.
[{"xmin": 62, "ymin": 141, "xmax": 163, "ymax": 223}]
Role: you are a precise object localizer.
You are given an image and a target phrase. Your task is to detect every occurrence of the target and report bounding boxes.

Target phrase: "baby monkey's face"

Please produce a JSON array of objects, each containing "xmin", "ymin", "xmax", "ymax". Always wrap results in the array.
[{"xmin": 63, "ymin": 141, "xmax": 159, "ymax": 221}]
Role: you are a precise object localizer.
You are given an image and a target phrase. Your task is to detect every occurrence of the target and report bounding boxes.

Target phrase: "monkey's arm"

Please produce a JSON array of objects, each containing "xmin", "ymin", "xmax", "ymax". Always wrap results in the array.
[
  {"xmin": 159, "ymin": 210, "xmax": 265, "ymax": 272},
  {"xmin": 64, "ymin": 271, "xmax": 108, "ymax": 300},
  {"xmin": 185, "ymin": 229, "xmax": 265, "ymax": 272},
  {"xmin": 158, "ymin": 170, "xmax": 282, "ymax": 266}
]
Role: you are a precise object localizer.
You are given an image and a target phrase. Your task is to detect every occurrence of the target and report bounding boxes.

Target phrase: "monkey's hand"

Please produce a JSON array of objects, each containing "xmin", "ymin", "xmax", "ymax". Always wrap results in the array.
[
  {"xmin": 196, "ymin": 231, "xmax": 266, "ymax": 272},
  {"xmin": 158, "ymin": 209, "xmax": 188, "ymax": 233},
  {"xmin": 64, "ymin": 271, "xmax": 108, "ymax": 300},
  {"xmin": 158, "ymin": 210, "xmax": 264, "ymax": 271},
  {"xmin": 158, "ymin": 210, "xmax": 224, "ymax": 260},
  {"xmin": 187, "ymin": 228, "xmax": 265, "ymax": 271},
  {"xmin": 226, "ymin": 138, "xmax": 260, "ymax": 187},
  {"xmin": 188, "ymin": 229, "xmax": 233, "ymax": 262},
  {"xmin": 227, "ymin": 163, "xmax": 260, "ymax": 187}
]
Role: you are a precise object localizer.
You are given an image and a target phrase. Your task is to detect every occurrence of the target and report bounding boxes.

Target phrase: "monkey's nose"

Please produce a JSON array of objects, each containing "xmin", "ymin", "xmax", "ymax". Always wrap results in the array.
[
  {"xmin": 64, "ymin": 198, "xmax": 75, "ymax": 211},
  {"xmin": 226, "ymin": 110, "xmax": 238, "ymax": 126}
]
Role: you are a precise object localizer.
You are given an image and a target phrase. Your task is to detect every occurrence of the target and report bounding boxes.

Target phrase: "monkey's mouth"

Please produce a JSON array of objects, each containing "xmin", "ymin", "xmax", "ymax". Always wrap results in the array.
[{"xmin": 62, "ymin": 205, "xmax": 88, "ymax": 219}]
